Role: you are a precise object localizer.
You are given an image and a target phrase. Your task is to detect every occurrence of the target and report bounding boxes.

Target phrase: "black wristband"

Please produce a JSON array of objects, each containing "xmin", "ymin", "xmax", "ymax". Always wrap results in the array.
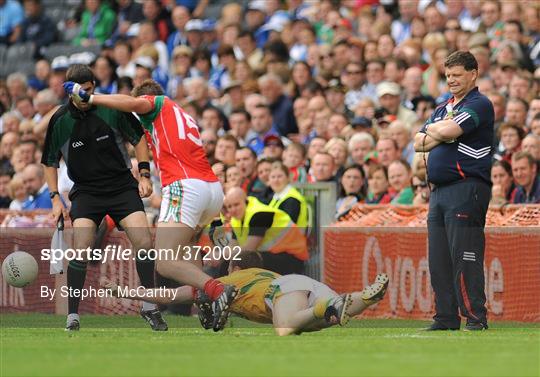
[{"xmin": 138, "ymin": 161, "xmax": 150, "ymax": 172}]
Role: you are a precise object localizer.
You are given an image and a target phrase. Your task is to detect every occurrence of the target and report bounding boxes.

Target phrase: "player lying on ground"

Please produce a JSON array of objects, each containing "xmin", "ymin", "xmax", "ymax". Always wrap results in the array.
[
  {"xmin": 63, "ymin": 78, "xmax": 236, "ymax": 331},
  {"xmin": 102, "ymin": 253, "xmax": 389, "ymax": 336}
]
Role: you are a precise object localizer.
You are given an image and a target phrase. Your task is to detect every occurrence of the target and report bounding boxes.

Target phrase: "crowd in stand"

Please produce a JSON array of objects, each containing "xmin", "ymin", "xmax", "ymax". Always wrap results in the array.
[{"xmin": 0, "ymin": 0, "xmax": 539, "ymax": 225}]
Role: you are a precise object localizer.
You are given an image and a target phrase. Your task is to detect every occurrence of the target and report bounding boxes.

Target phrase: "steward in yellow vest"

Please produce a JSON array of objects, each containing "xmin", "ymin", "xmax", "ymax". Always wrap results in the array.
[
  {"xmin": 224, "ymin": 187, "xmax": 308, "ymax": 275},
  {"xmin": 268, "ymin": 184, "xmax": 309, "ymax": 229}
]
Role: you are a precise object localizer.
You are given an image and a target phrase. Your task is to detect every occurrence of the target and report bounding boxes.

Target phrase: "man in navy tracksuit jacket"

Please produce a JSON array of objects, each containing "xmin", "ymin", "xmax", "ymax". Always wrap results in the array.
[{"xmin": 414, "ymin": 51, "xmax": 493, "ymax": 331}]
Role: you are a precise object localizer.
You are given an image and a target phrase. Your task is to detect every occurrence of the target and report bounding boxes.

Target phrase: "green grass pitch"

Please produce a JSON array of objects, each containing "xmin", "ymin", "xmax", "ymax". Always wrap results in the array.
[{"xmin": 1, "ymin": 314, "xmax": 538, "ymax": 377}]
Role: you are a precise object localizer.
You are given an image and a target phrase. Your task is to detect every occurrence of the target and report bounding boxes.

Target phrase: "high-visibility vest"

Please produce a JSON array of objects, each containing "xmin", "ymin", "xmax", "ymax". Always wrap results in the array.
[
  {"xmin": 268, "ymin": 186, "xmax": 309, "ymax": 229},
  {"xmin": 230, "ymin": 196, "xmax": 308, "ymax": 261}
]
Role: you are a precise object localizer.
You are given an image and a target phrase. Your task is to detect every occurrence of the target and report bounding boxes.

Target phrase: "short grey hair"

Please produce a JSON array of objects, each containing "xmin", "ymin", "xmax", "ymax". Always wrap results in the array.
[
  {"xmin": 6, "ymin": 72, "xmax": 28, "ymax": 88},
  {"xmin": 348, "ymin": 132, "xmax": 375, "ymax": 151}
]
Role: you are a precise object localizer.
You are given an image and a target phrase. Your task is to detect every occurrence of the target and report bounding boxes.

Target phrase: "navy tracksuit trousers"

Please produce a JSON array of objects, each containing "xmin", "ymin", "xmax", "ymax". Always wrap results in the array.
[{"xmin": 427, "ymin": 178, "xmax": 491, "ymax": 328}]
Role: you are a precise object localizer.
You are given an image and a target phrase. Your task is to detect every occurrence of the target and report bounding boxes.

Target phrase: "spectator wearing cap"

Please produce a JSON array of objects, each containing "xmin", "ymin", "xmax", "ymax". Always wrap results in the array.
[
  {"xmin": 184, "ymin": 19, "xmax": 204, "ymax": 50},
  {"xmin": 237, "ymin": 30, "xmax": 264, "ymax": 72},
  {"xmin": 262, "ymin": 134, "xmax": 284, "ymax": 160},
  {"xmin": 166, "ymin": 5, "xmax": 190, "ymax": 56},
  {"xmin": 73, "ymin": 0, "xmax": 116, "ymax": 47},
  {"xmin": 377, "ymin": 81, "xmax": 418, "ymax": 130},
  {"xmin": 0, "ymin": 0, "xmax": 24, "ymax": 44},
  {"xmin": 166, "ymin": 45, "xmax": 192, "ymax": 99},
  {"xmin": 245, "ymin": 0, "xmax": 269, "ymax": 49},
  {"xmin": 325, "ymin": 78, "xmax": 353, "ymax": 121},
  {"xmin": 221, "ymin": 81, "xmax": 244, "ymax": 117},
  {"xmin": 132, "ymin": 56, "xmax": 153, "ymax": 87},
  {"xmin": 258, "ymin": 73, "xmax": 297, "ymax": 137},
  {"xmin": 511, "ymin": 151, "xmax": 540, "ymax": 204},
  {"xmin": 19, "ymin": 0, "xmax": 57, "ymax": 54},
  {"xmin": 247, "ymin": 104, "xmax": 280, "ymax": 156}
]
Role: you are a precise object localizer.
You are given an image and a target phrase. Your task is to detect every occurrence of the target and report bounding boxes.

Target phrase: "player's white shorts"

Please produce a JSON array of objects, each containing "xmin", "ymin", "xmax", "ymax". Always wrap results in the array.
[
  {"xmin": 159, "ymin": 179, "xmax": 223, "ymax": 228},
  {"xmin": 265, "ymin": 274, "xmax": 338, "ymax": 311}
]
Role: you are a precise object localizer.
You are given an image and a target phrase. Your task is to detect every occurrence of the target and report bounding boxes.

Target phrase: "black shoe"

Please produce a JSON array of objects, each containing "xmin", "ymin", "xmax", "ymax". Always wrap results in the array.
[
  {"xmin": 424, "ymin": 321, "xmax": 459, "ymax": 331},
  {"xmin": 464, "ymin": 322, "xmax": 488, "ymax": 331},
  {"xmin": 65, "ymin": 319, "xmax": 80, "ymax": 331},
  {"xmin": 141, "ymin": 309, "xmax": 168, "ymax": 331},
  {"xmin": 212, "ymin": 285, "xmax": 238, "ymax": 332},
  {"xmin": 195, "ymin": 290, "xmax": 213, "ymax": 330}
]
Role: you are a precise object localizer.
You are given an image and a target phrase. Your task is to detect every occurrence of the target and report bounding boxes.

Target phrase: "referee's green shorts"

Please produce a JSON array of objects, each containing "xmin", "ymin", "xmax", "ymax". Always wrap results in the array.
[{"xmin": 69, "ymin": 188, "xmax": 144, "ymax": 226}]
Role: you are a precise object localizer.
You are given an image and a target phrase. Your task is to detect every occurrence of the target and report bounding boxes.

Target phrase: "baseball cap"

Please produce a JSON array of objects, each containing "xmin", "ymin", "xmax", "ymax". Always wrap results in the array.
[
  {"xmin": 351, "ymin": 116, "xmax": 372, "ymax": 129},
  {"xmin": 134, "ymin": 56, "xmax": 155, "ymax": 70},
  {"xmin": 69, "ymin": 52, "xmax": 96, "ymax": 66},
  {"xmin": 202, "ymin": 19, "xmax": 216, "ymax": 32},
  {"xmin": 172, "ymin": 45, "xmax": 193, "ymax": 58},
  {"xmin": 326, "ymin": 78, "xmax": 346, "ymax": 93},
  {"xmin": 51, "ymin": 55, "xmax": 70, "ymax": 71},
  {"xmin": 263, "ymin": 134, "xmax": 284, "ymax": 148},
  {"xmin": 247, "ymin": 0, "xmax": 266, "ymax": 13},
  {"xmin": 376, "ymin": 82, "xmax": 401, "ymax": 97},
  {"xmin": 223, "ymin": 80, "xmax": 242, "ymax": 93},
  {"xmin": 185, "ymin": 19, "xmax": 204, "ymax": 32}
]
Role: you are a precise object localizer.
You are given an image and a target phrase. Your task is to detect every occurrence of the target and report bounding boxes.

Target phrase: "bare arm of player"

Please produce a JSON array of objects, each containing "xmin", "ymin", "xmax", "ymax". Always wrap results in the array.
[
  {"xmin": 90, "ymin": 94, "xmax": 154, "ymax": 114},
  {"xmin": 414, "ymin": 132, "xmax": 441, "ymax": 152},
  {"xmin": 133, "ymin": 136, "xmax": 152, "ymax": 198},
  {"xmin": 43, "ymin": 165, "xmax": 67, "ymax": 221},
  {"xmin": 424, "ymin": 119, "xmax": 464, "ymax": 142},
  {"xmin": 102, "ymin": 280, "xmax": 195, "ymax": 305}
]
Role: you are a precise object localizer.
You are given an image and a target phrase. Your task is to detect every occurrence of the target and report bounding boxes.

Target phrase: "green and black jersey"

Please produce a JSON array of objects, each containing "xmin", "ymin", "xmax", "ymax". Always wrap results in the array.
[{"xmin": 41, "ymin": 102, "xmax": 145, "ymax": 196}]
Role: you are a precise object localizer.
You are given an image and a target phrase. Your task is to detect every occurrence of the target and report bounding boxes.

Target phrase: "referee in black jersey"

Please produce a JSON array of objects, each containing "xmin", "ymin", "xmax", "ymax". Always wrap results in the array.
[
  {"xmin": 414, "ymin": 51, "xmax": 493, "ymax": 331},
  {"xmin": 41, "ymin": 64, "xmax": 167, "ymax": 331}
]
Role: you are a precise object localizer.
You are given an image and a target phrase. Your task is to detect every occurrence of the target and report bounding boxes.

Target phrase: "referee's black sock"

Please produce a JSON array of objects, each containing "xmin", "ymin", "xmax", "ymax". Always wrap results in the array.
[
  {"xmin": 136, "ymin": 254, "xmax": 155, "ymax": 288},
  {"xmin": 67, "ymin": 260, "xmax": 87, "ymax": 314}
]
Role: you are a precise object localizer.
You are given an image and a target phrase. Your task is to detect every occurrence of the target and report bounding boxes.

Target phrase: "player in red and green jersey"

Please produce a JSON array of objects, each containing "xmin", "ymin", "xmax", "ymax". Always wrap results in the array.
[{"xmin": 63, "ymin": 79, "xmax": 236, "ymax": 331}]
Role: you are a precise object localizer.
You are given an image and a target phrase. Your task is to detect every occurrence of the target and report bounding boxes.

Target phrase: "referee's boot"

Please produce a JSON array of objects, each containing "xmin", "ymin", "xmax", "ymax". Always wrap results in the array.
[
  {"xmin": 464, "ymin": 320, "xmax": 488, "ymax": 331},
  {"xmin": 140, "ymin": 308, "xmax": 168, "ymax": 331},
  {"xmin": 424, "ymin": 321, "xmax": 459, "ymax": 331}
]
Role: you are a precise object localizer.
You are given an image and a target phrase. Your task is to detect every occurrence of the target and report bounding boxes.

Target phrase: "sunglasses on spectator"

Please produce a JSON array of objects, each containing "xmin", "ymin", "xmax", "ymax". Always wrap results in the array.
[{"xmin": 413, "ymin": 182, "xmax": 428, "ymax": 190}]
